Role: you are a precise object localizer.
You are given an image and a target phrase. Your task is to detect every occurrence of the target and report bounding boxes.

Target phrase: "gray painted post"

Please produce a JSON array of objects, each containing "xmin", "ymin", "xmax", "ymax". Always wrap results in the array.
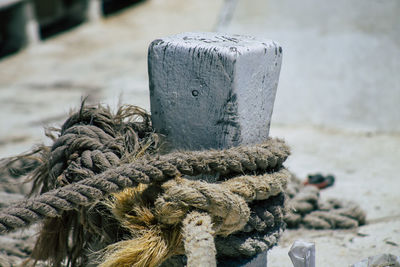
[
  {"xmin": 148, "ymin": 32, "xmax": 283, "ymax": 266},
  {"xmin": 149, "ymin": 32, "xmax": 282, "ymax": 151}
]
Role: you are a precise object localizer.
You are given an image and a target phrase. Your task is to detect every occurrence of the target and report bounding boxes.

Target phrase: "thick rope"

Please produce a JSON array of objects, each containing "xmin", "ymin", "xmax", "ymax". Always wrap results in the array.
[
  {"xmin": 0, "ymin": 139, "xmax": 289, "ymax": 234},
  {"xmin": 182, "ymin": 212, "xmax": 216, "ymax": 267},
  {"xmin": 0, "ymin": 103, "xmax": 366, "ymax": 267},
  {"xmin": 215, "ymin": 192, "xmax": 285, "ymax": 259},
  {"xmin": 155, "ymin": 169, "xmax": 288, "ymax": 236},
  {"xmin": 156, "ymin": 194, "xmax": 286, "ymax": 264},
  {"xmin": 18, "ymin": 104, "xmax": 289, "ymax": 267},
  {"xmin": 97, "ymin": 169, "xmax": 288, "ymax": 267},
  {"xmin": 284, "ymin": 173, "xmax": 366, "ymax": 229},
  {"xmin": 30, "ymin": 104, "xmax": 155, "ymax": 195}
]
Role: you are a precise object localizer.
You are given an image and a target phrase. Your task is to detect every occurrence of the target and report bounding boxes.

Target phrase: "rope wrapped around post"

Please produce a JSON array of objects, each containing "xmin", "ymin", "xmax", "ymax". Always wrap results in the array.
[
  {"xmin": 0, "ymin": 31, "xmax": 367, "ymax": 266},
  {"xmin": 0, "ymin": 103, "xmax": 291, "ymax": 267},
  {"xmin": 0, "ymin": 140, "xmax": 289, "ymax": 234},
  {"xmin": 0, "ymin": 104, "xmax": 367, "ymax": 267}
]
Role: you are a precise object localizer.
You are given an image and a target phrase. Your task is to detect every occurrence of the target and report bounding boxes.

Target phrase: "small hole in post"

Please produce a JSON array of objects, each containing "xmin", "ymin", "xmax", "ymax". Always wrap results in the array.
[{"xmin": 192, "ymin": 90, "xmax": 199, "ymax": 97}]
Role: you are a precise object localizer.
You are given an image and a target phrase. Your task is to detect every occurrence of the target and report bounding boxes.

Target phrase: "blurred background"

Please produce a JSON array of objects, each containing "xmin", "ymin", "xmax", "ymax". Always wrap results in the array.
[
  {"xmin": 0, "ymin": 0, "xmax": 399, "ymax": 266},
  {"xmin": 0, "ymin": 0, "xmax": 399, "ymax": 157}
]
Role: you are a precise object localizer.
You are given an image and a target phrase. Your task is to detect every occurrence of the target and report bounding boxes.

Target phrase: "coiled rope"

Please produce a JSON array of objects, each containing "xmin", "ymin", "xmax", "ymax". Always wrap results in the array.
[
  {"xmin": 284, "ymin": 173, "xmax": 366, "ymax": 229},
  {"xmin": 0, "ymin": 104, "xmax": 291, "ymax": 267},
  {"xmin": 0, "ymin": 103, "xmax": 366, "ymax": 267},
  {"xmin": 0, "ymin": 140, "xmax": 289, "ymax": 234}
]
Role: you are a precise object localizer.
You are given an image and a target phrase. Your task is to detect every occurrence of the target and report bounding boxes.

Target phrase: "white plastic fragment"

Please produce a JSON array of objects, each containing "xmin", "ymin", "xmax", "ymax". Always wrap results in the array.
[{"xmin": 288, "ymin": 240, "xmax": 315, "ymax": 267}]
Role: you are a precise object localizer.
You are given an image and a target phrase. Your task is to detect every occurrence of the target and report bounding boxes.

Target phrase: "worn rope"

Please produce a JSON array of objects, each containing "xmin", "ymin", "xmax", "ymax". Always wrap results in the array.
[
  {"xmin": 182, "ymin": 212, "xmax": 216, "ymax": 266},
  {"xmin": 30, "ymin": 104, "xmax": 155, "ymax": 195},
  {"xmin": 97, "ymin": 168, "xmax": 288, "ymax": 267},
  {"xmin": 0, "ymin": 103, "xmax": 366, "ymax": 267},
  {"xmin": 0, "ymin": 139, "xmax": 289, "ymax": 234},
  {"xmin": 215, "ymin": 192, "xmax": 285, "ymax": 259},
  {"xmin": 155, "ymin": 169, "xmax": 288, "ymax": 235},
  {"xmin": 26, "ymin": 104, "xmax": 288, "ymax": 267},
  {"xmin": 156, "ymin": 193, "xmax": 286, "ymax": 266},
  {"xmin": 284, "ymin": 173, "xmax": 366, "ymax": 229}
]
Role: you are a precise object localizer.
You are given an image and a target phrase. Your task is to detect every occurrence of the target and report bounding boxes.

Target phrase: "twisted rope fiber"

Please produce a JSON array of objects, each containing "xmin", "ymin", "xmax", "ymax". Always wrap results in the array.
[
  {"xmin": 30, "ymin": 104, "xmax": 155, "ymax": 195},
  {"xmin": 0, "ymin": 103, "xmax": 367, "ymax": 267},
  {"xmin": 0, "ymin": 103, "xmax": 167, "ymax": 267},
  {"xmin": 284, "ymin": 173, "xmax": 366, "ymax": 229},
  {"xmin": 98, "ymin": 168, "xmax": 289, "ymax": 267},
  {"xmin": 0, "ymin": 139, "xmax": 289, "ymax": 234},
  {"xmin": 0, "ymin": 104, "xmax": 291, "ymax": 267},
  {"xmin": 155, "ymin": 170, "xmax": 288, "ymax": 234},
  {"xmin": 214, "ymin": 192, "xmax": 285, "ymax": 259},
  {"xmin": 182, "ymin": 212, "xmax": 217, "ymax": 267},
  {"xmin": 158, "ymin": 192, "xmax": 286, "ymax": 266}
]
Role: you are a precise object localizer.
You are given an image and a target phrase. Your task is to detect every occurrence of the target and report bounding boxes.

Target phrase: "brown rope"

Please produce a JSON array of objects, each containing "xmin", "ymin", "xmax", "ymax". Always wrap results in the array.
[
  {"xmin": 0, "ymin": 139, "xmax": 289, "ymax": 234},
  {"xmin": 0, "ymin": 103, "xmax": 366, "ymax": 267},
  {"xmin": 23, "ymin": 103, "xmax": 289, "ymax": 267},
  {"xmin": 182, "ymin": 212, "xmax": 216, "ymax": 266},
  {"xmin": 284, "ymin": 173, "xmax": 366, "ymax": 229},
  {"xmin": 0, "ymin": 103, "xmax": 290, "ymax": 266}
]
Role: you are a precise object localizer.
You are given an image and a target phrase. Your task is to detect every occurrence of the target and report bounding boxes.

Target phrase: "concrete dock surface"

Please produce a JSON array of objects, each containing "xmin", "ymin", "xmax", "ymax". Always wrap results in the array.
[{"xmin": 0, "ymin": 0, "xmax": 399, "ymax": 266}]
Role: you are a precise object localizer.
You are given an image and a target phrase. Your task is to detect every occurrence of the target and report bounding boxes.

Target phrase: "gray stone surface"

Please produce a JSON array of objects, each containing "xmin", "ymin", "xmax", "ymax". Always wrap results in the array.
[
  {"xmin": 149, "ymin": 32, "xmax": 282, "ymax": 150},
  {"xmin": 226, "ymin": 0, "xmax": 400, "ymax": 133}
]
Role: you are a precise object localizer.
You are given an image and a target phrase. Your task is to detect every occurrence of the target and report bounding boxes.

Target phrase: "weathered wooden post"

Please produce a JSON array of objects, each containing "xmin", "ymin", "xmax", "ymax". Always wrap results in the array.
[{"xmin": 148, "ymin": 32, "xmax": 282, "ymax": 266}]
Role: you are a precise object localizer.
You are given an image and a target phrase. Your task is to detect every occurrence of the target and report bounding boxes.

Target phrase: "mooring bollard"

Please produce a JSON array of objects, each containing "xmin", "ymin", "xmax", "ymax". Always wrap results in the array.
[{"xmin": 148, "ymin": 32, "xmax": 282, "ymax": 266}]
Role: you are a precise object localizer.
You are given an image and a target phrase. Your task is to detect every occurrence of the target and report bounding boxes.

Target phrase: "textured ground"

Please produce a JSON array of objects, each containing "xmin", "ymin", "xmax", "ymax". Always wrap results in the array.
[
  {"xmin": 0, "ymin": 0, "xmax": 399, "ymax": 266},
  {"xmin": 269, "ymin": 125, "xmax": 400, "ymax": 266}
]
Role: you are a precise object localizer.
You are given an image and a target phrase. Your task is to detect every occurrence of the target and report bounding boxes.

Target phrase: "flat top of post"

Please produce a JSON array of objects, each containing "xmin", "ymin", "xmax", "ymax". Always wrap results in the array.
[
  {"xmin": 149, "ymin": 32, "xmax": 282, "ymax": 151},
  {"xmin": 151, "ymin": 32, "xmax": 281, "ymax": 56}
]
